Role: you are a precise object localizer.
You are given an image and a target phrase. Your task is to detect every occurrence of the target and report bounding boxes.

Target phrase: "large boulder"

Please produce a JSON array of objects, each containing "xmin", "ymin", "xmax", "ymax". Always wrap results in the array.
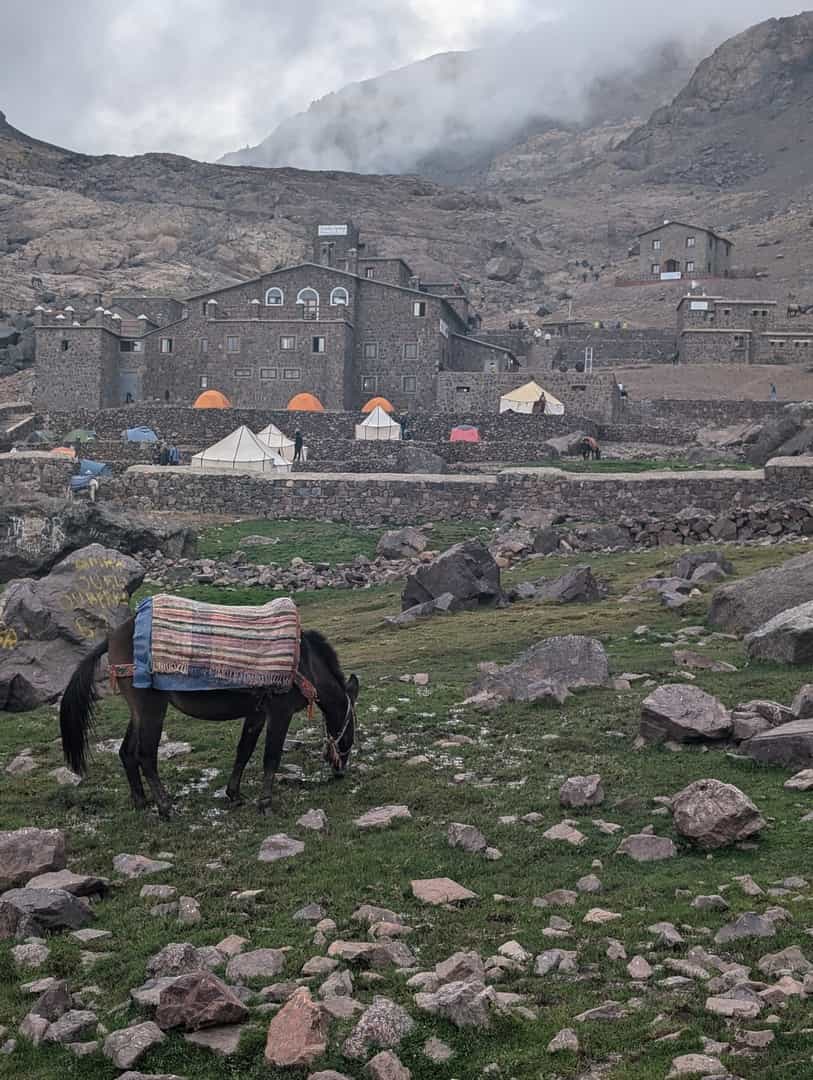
[
  {"xmin": 744, "ymin": 415, "xmax": 801, "ymax": 466},
  {"xmin": 376, "ymin": 528, "xmax": 427, "ymax": 561},
  {"xmin": 670, "ymin": 779, "xmax": 766, "ymax": 850},
  {"xmin": 639, "ymin": 685, "xmax": 732, "ymax": 744},
  {"xmin": 671, "ymin": 550, "xmax": 733, "ymax": 581},
  {"xmin": 401, "ymin": 540, "xmax": 506, "ymax": 612},
  {"xmin": 747, "ymin": 719, "xmax": 813, "ymax": 769},
  {"xmin": 0, "ymin": 887, "xmax": 94, "ymax": 938},
  {"xmin": 0, "ymin": 497, "xmax": 195, "ymax": 582},
  {"xmin": 0, "ymin": 828, "xmax": 66, "ymax": 890},
  {"xmin": 708, "ymin": 552, "xmax": 813, "ymax": 635},
  {"xmin": 156, "ymin": 971, "xmax": 248, "ymax": 1031},
  {"xmin": 396, "ymin": 444, "xmax": 446, "ymax": 474},
  {"xmin": 0, "ymin": 544, "xmax": 144, "ymax": 710},
  {"xmin": 543, "ymin": 433, "xmax": 587, "ymax": 459},
  {"xmin": 745, "ymin": 602, "xmax": 813, "ymax": 664},
  {"xmin": 470, "ymin": 635, "xmax": 609, "ymax": 704},
  {"xmin": 535, "ymin": 566, "xmax": 601, "ymax": 603}
]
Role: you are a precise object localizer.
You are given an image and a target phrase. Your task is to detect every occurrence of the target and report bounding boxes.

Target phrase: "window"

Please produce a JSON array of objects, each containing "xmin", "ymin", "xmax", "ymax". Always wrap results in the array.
[
  {"xmin": 280, "ymin": 336, "xmax": 296, "ymax": 351},
  {"xmin": 363, "ymin": 342, "xmax": 378, "ymax": 359},
  {"xmin": 361, "ymin": 375, "xmax": 377, "ymax": 393},
  {"xmin": 686, "ymin": 236, "xmax": 696, "ymax": 248},
  {"xmin": 61, "ymin": 339, "xmax": 69, "ymax": 352},
  {"xmin": 365, "ymin": 267, "xmax": 375, "ymax": 279},
  {"xmin": 402, "ymin": 375, "xmax": 417, "ymax": 393},
  {"xmin": 265, "ymin": 287, "xmax": 284, "ymax": 306},
  {"xmin": 297, "ymin": 288, "xmax": 320, "ymax": 320},
  {"xmin": 199, "ymin": 375, "xmax": 209, "ymax": 389},
  {"xmin": 723, "ymin": 309, "xmax": 731, "ymax": 316},
  {"xmin": 312, "ymin": 336, "xmax": 326, "ymax": 354},
  {"xmin": 233, "ymin": 368, "xmax": 251, "ymax": 378},
  {"xmin": 733, "ymin": 336, "xmax": 744, "ymax": 347},
  {"xmin": 413, "ymin": 301, "xmax": 427, "ymax": 317},
  {"xmin": 260, "ymin": 368, "xmax": 278, "ymax": 380},
  {"xmin": 651, "ymin": 264, "xmax": 660, "ymax": 275},
  {"xmin": 404, "ymin": 343, "xmax": 418, "ymax": 360},
  {"xmin": 455, "ymin": 385, "xmax": 471, "ymax": 394},
  {"xmin": 200, "ymin": 339, "xmax": 208, "ymax": 354},
  {"xmin": 226, "ymin": 336, "xmax": 240, "ymax": 354},
  {"xmin": 652, "ymin": 239, "xmax": 662, "ymax": 250},
  {"xmin": 160, "ymin": 338, "xmax": 173, "ymax": 354},
  {"xmin": 686, "ymin": 261, "xmax": 695, "ymax": 273},
  {"xmin": 119, "ymin": 340, "xmax": 142, "ymax": 353},
  {"xmin": 330, "ymin": 287, "xmax": 349, "ymax": 306},
  {"xmin": 283, "ymin": 368, "xmax": 301, "ymax": 380},
  {"xmin": 201, "ymin": 301, "xmax": 209, "ymax": 314}
]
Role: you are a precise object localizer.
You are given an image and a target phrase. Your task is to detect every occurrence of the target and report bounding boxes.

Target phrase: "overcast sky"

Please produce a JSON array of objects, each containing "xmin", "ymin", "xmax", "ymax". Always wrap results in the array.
[{"xmin": 0, "ymin": 0, "xmax": 806, "ymax": 161}]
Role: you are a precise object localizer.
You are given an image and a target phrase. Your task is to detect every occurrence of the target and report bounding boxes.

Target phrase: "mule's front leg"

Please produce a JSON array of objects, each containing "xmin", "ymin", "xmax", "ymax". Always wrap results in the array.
[
  {"xmin": 258, "ymin": 707, "xmax": 295, "ymax": 815},
  {"xmin": 225, "ymin": 711, "xmax": 265, "ymax": 806}
]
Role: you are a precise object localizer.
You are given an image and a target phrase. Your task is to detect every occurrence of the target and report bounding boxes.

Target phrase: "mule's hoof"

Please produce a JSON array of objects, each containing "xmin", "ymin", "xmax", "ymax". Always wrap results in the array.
[
  {"xmin": 225, "ymin": 790, "xmax": 244, "ymax": 807},
  {"xmin": 257, "ymin": 801, "xmax": 273, "ymax": 816}
]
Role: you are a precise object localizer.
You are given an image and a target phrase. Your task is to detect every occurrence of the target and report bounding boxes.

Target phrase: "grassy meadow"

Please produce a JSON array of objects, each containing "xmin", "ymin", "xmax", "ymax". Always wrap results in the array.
[{"xmin": 1, "ymin": 523, "xmax": 812, "ymax": 1080}]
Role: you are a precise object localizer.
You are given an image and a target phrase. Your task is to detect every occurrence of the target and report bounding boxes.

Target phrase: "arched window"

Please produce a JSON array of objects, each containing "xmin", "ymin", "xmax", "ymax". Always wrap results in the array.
[
  {"xmin": 297, "ymin": 287, "xmax": 320, "ymax": 321},
  {"xmin": 330, "ymin": 286, "xmax": 349, "ymax": 307},
  {"xmin": 265, "ymin": 287, "xmax": 284, "ymax": 306}
]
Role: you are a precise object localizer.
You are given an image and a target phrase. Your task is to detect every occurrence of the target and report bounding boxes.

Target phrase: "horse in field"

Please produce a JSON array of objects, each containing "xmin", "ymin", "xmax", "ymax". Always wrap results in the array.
[{"xmin": 59, "ymin": 615, "xmax": 358, "ymax": 818}]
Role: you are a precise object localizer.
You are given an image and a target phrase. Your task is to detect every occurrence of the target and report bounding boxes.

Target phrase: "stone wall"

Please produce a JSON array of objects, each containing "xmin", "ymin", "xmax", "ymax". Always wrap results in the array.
[
  {"xmin": 435, "ymin": 371, "xmax": 621, "ymax": 421},
  {"xmin": 639, "ymin": 399, "xmax": 784, "ymax": 425},
  {"xmin": 0, "ymin": 452, "xmax": 75, "ymax": 496},
  {"xmin": 35, "ymin": 326, "xmax": 120, "ymax": 412}
]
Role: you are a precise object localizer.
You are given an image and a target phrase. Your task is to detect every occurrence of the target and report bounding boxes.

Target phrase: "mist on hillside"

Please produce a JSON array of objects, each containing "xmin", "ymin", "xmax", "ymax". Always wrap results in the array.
[{"xmin": 222, "ymin": 1, "xmax": 809, "ymax": 175}]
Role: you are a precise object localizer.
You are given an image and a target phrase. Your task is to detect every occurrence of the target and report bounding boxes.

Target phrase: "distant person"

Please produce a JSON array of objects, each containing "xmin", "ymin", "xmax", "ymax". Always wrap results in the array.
[
  {"xmin": 168, "ymin": 442, "xmax": 180, "ymax": 466},
  {"xmin": 158, "ymin": 441, "xmax": 170, "ymax": 467},
  {"xmin": 770, "ymin": 383, "xmax": 778, "ymax": 402},
  {"xmin": 293, "ymin": 429, "xmax": 304, "ymax": 462}
]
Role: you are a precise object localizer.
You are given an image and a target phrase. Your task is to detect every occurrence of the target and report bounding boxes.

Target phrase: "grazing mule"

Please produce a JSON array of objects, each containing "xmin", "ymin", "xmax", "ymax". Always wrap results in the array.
[{"xmin": 60, "ymin": 617, "xmax": 358, "ymax": 817}]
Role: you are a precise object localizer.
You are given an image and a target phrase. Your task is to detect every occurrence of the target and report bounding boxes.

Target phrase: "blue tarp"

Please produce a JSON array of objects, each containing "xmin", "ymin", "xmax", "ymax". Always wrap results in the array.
[
  {"xmin": 125, "ymin": 426, "xmax": 158, "ymax": 443},
  {"xmin": 70, "ymin": 476, "xmax": 93, "ymax": 492},
  {"xmin": 133, "ymin": 597, "xmax": 245, "ymax": 692},
  {"xmin": 77, "ymin": 459, "xmax": 111, "ymax": 477}
]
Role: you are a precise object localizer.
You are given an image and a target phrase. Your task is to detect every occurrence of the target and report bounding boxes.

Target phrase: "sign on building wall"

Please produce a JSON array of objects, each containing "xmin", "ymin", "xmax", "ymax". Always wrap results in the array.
[
  {"xmin": 318, "ymin": 225, "xmax": 349, "ymax": 237},
  {"xmin": 660, "ymin": 272, "xmax": 682, "ymax": 281},
  {"xmin": 690, "ymin": 301, "xmax": 710, "ymax": 311}
]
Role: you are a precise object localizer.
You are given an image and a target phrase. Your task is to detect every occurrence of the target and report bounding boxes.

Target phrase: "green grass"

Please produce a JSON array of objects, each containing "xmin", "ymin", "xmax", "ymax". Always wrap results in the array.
[
  {"xmin": 196, "ymin": 518, "xmax": 494, "ymax": 566},
  {"xmin": 2, "ymin": 536, "xmax": 813, "ymax": 1079}
]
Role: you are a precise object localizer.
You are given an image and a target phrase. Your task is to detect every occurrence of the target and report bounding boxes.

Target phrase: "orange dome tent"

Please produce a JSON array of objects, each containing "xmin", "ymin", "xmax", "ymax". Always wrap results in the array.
[
  {"xmin": 361, "ymin": 396, "xmax": 394, "ymax": 414},
  {"xmin": 287, "ymin": 393, "xmax": 325, "ymax": 412},
  {"xmin": 193, "ymin": 390, "xmax": 232, "ymax": 409}
]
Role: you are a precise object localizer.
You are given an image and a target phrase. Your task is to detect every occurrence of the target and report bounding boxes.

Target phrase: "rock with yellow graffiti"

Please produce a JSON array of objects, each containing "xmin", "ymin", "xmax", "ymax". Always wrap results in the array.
[{"xmin": 0, "ymin": 544, "xmax": 143, "ymax": 711}]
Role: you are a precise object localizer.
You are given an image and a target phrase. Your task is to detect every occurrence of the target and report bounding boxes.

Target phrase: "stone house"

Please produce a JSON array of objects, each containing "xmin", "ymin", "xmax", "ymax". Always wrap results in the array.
[
  {"xmin": 677, "ymin": 294, "xmax": 813, "ymax": 363},
  {"xmin": 639, "ymin": 221, "xmax": 733, "ymax": 281},
  {"xmin": 33, "ymin": 223, "xmax": 515, "ymax": 413}
]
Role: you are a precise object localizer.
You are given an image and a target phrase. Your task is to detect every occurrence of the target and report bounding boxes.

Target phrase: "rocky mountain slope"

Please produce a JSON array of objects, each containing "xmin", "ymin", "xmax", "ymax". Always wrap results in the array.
[{"xmin": 2, "ymin": 14, "xmax": 813, "ymax": 342}]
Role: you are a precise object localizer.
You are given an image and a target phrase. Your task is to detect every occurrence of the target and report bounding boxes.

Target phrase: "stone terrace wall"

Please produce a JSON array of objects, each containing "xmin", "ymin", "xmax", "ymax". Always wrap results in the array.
[
  {"xmin": 111, "ymin": 463, "xmax": 782, "ymax": 525},
  {"xmin": 0, "ymin": 452, "xmax": 74, "ymax": 496},
  {"xmin": 639, "ymin": 400, "xmax": 785, "ymax": 425}
]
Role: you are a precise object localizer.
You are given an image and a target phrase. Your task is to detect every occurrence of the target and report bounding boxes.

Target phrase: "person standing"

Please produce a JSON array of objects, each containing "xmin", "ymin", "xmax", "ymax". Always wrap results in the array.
[
  {"xmin": 770, "ymin": 383, "xmax": 778, "ymax": 402},
  {"xmin": 293, "ymin": 429, "xmax": 304, "ymax": 463}
]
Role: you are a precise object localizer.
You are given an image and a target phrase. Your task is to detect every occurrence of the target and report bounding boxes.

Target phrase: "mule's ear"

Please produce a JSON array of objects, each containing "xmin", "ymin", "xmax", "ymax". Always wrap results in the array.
[{"xmin": 347, "ymin": 674, "xmax": 360, "ymax": 700}]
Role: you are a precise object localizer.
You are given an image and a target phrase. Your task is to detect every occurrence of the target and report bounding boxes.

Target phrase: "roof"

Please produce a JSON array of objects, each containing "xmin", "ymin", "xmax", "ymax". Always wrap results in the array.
[{"xmin": 638, "ymin": 221, "xmax": 733, "ymax": 245}]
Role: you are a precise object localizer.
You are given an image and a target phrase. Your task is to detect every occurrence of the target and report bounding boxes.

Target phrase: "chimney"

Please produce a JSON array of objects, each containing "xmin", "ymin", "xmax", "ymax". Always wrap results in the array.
[
  {"xmin": 33, "ymin": 305, "xmax": 44, "ymax": 326},
  {"xmin": 94, "ymin": 305, "xmax": 105, "ymax": 327}
]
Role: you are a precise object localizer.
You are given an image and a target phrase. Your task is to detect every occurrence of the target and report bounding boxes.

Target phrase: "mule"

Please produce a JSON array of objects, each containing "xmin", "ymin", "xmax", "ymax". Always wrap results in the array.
[{"xmin": 59, "ymin": 617, "xmax": 358, "ymax": 818}]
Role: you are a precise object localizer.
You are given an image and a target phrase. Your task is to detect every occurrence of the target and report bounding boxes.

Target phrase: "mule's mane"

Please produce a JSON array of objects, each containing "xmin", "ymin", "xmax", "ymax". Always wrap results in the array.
[{"xmin": 303, "ymin": 629, "xmax": 346, "ymax": 689}]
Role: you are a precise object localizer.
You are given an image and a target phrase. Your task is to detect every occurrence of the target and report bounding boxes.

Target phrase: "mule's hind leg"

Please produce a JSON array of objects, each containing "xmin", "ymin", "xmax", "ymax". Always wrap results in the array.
[
  {"xmin": 258, "ymin": 697, "xmax": 301, "ymax": 815},
  {"xmin": 118, "ymin": 720, "xmax": 147, "ymax": 810},
  {"xmin": 225, "ymin": 709, "xmax": 266, "ymax": 806},
  {"xmin": 134, "ymin": 691, "xmax": 172, "ymax": 819}
]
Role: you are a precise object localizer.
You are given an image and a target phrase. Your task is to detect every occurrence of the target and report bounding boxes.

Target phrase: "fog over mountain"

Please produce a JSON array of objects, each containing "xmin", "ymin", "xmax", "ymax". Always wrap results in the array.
[
  {"xmin": 219, "ymin": 0, "xmax": 808, "ymax": 177},
  {"xmin": 0, "ymin": 1, "xmax": 806, "ymax": 165}
]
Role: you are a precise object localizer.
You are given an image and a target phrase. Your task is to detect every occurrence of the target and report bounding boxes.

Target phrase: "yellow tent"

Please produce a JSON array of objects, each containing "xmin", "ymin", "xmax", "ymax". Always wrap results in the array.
[{"xmin": 499, "ymin": 380, "xmax": 564, "ymax": 415}]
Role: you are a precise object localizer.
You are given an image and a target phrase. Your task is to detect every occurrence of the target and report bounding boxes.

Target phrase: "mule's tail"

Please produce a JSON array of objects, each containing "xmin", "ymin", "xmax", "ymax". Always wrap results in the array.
[{"xmin": 60, "ymin": 638, "xmax": 109, "ymax": 775}]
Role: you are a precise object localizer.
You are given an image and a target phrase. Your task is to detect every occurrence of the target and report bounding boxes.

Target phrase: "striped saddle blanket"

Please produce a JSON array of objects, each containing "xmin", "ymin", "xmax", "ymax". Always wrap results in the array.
[{"xmin": 137, "ymin": 593, "xmax": 301, "ymax": 689}]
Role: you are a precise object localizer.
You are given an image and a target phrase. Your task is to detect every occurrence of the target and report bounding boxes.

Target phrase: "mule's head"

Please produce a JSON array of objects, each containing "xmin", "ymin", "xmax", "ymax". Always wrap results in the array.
[{"xmin": 325, "ymin": 673, "xmax": 359, "ymax": 778}]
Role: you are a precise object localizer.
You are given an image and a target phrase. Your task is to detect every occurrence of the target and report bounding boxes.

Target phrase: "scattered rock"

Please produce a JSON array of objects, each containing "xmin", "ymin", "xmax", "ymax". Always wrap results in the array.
[
  {"xmin": 668, "ymin": 1053, "xmax": 725, "ymax": 1077},
  {"xmin": 411, "ymin": 878, "xmax": 477, "ymax": 906},
  {"xmin": 103, "ymin": 1022, "xmax": 165, "ymax": 1070},
  {"xmin": 414, "ymin": 979, "xmax": 496, "ymax": 1027},
  {"xmin": 366, "ymin": 1050, "xmax": 411, "ymax": 1080},
  {"xmin": 748, "ymin": 719, "xmax": 813, "ymax": 769},
  {"xmin": 542, "ymin": 823, "xmax": 586, "ymax": 846},
  {"xmin": 0, "ymin": 829, "xmax": 65, "ymax": 890},
  {"xmin": 547, "ymin": 1027, "xmax": 579, "ymax": 1053},
  {"xmin": 43, "ymin": 1010, "xmax": 98, "ymax": 1044},
  {"xmin": 715, "ymin": 913, "xmax": 777, "ymax": 945},
  {"xmin": 559, "ymin": 774, "xmax": 604, "ymax": 810},
  {"xmin": 746, "ymin": 601, "xmax": 813, "ymax": 664},
  {"xmin": 640, "ymin": 685, "xmax": 732, "ymax": 743},
  {"xmin": 184, "ymin": 1024, "xmax": 245, "ymax": 1056},
  {"xmin": 785, "ymin": 768, "xmax": 813, "ymax": 791},
  {"xmin": 226, "ymin": 949, "xmax": 286, "ymax": 982},
  {"xmin": 670, "ymin": 779, "xmax": 766, "ymax": 849},
  {"xmin": 447, "ymin": 823, "xmax": 487, "ymax": 853},
  {"xmin": 354, "ymin": 806, "xmax": 411, "ymax": 830},
  {"xmin": 401, "ymin": 540, "xmax": 506, "ymax": 612},
  {"xmin": 627, "ymin": 956, "xmax": 653, "ymax": 980},
  {"xmin": 423, "ymin": 1036, "xmax": 454, "ymax": 1062},
  {"xmin": 258, "ymin": 835, "xmax": 305, "ymax": 862},
  {"xmin": 297, "ymin": 809, "xmax": 328, "ymax": 832},
  {"xmin": 113, "ymin": 854, "xmax": 173, "ymax": 879},
  {"xmin": 708, "ymin": 551, "xmax": 813, "ymax": 634},
  {"xmin": 0, "ymin": 887, "xmax": 93, "ymax": 938},
  {"xmin": 156, "ymin": 971, "xmax": 248, "ymax": 1031},
  {"xmin": 617, "ymin": 834, "xmax": 677, "ymax": 862},
  {"xmin": 264, "ymin": 988, "xmax": 328, "ymax": 1069},
  {"xmin": 469, "ymin": 635, "xmax": 609, "ymax": 705},
  {"xmin": 343, "ymin": 996, "xmax": 414, "ymax": 1059},
  {"xmin": 377, "ymin": 528, "xmax": 427, "ymax": 560}
]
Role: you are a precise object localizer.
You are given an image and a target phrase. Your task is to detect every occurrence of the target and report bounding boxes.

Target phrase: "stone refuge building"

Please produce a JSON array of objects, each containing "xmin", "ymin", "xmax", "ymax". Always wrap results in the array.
[
  {"xmin": 678, "ymin": 294, "xmax": 813, "ymax": 363},
  {"xmin": 33, "ymin": 222, "xmax": 519, "ymax": 414},
  {"xmin": 638, "ymin": 220, "xmax": 733, "ymax": 281}
]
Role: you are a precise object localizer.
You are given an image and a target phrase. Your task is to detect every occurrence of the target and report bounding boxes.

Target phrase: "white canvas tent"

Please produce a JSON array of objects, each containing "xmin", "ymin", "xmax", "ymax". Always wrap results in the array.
[
  {"xmin": 255, "ymin": 422, "xmax": 307, "ymax": 463},
  {"xmin": 191, "ymin": 425, "xmax": 292, "ymax": 473},
  {"xmin": 355, "ymin": 406, "xmax": 402, "ymax": 442},
  {"xmin": 499, "ymin": 380, "xmax": 564, "ymax": 415}
]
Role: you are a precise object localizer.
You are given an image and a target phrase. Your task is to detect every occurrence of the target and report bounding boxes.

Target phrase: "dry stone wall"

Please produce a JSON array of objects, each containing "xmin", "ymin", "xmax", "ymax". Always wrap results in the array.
[{"xmin": 0, "ymin": 453, "xmax": 74, "ymax": 496}]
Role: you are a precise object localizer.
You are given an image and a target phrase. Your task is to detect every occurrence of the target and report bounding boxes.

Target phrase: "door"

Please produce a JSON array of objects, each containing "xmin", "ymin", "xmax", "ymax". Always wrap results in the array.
[{"xmin": 119, "ymin": 371, "xmax": 140, "ymax": 404}]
